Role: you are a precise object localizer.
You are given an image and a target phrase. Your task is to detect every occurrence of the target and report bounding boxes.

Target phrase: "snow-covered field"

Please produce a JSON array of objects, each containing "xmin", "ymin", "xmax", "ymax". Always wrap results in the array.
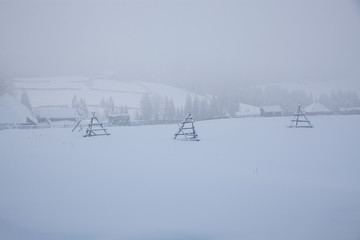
[
  {"xmin": 13, "ymin": 77, "xmax": 206, "ymax": 109},
  {"xmin": 1, "ymin": 115, "xmax": 360, "ymax": 240}
]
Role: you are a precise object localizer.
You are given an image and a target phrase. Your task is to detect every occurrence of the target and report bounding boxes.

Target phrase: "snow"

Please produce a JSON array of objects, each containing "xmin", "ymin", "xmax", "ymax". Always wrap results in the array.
[
  {"xmin": 236, "ymin": 103, "xmax": 261, "ymax": 117},
  {"xmin": 0, "ymin": 115, "xmax": 360, "ymax": 240},
  {"xmin": 14, "ymin": 77, "xmax": 207, "ymax": 109},
  {"xmin": 0, "ymin": 93, "xmax": 37, "ymax": 124},
  {"xmin": 304, "ymin": 102, "xmax": 331, "ymax": 113},
  {"xmin": 35, "ymin": 107, "xmax": 77, "ymax": 120},
  {"xmin": 260, "ymin": 80, "xmax": 360, "ymax": 98},
  {"xmin": 260, "ymin": 105, "xmax": 282, "ymax": 112}
]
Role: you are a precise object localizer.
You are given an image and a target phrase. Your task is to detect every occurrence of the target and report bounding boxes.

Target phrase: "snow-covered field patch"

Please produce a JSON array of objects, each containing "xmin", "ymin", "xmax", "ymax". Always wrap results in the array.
[{"xmin": 1, "ymin": 115, "xmax": 360, "ymax": 240}]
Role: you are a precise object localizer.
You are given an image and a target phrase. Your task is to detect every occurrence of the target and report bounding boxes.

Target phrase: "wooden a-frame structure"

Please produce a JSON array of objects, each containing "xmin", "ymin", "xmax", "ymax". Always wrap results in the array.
[
  {"xmin": 174, "ymin": 113, "xmax": 199, "ymax": 141},
  {"xmin": 83, "ymin": 112, "xmax": 111, "ymax": 137},
  {"xmin": 289, "ymin": 105, "xmax": 313, "ymax": 128}
]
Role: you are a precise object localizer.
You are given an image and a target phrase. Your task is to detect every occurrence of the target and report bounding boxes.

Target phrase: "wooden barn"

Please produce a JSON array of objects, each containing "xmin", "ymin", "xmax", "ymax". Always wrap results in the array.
[
  {"xmin": 339, "ymin": 107, "xmax": 360, "ymax": 115},
  {"xmin": 260, "ymin": 106, "xmax": 282, "ymax": 117},
  {"xmin": 35, "ymin": 107, "xmax": 78, "ymax": 124},
  {"xmin": 108, "ymin": 114, "xmax": 130, "ymax": 126},
  {"xmin": 235, "ymin": 103, "xmax": 261, "ymax": 118},
  {"xmin": 304, "ymin": 103, "xmax": 332, "ymax": 115}
]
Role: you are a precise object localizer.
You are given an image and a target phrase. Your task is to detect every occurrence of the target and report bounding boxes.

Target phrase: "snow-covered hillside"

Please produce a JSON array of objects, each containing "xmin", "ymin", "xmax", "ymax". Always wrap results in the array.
[
  {"xmin": 260, "ymin": 80, "xmax": 360, "ymax": 98},
  {"xmin": 1, "ymin": 115, "xmax": 359, "ymax": 240},
  {"xmin": 13, "ymin": 77, "xmax": 206, "ymax": 110}
]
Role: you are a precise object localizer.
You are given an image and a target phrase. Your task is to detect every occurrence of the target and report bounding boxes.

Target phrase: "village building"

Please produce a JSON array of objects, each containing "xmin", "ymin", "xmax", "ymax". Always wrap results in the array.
[
  {"xmin": 35, "ymin": 106, "xmax": 78, "ymax": 124},
  {"xmin": 304, "ymin": 103, "xmax": 332, "ymax": 115},
  {"xmin": 338, "ymin": 107, "xmax": 360, "ymax": 115},
  {"xmin": 260, "ymin": 106, "xmax": 282, "ymax": 117},
  {"xmin": 235, "ymin": 103, "xmax": 261, "ymax": 118},
  {"xmin": 107, "ymin": 114, "xmax": 130, "ymax": 126}
]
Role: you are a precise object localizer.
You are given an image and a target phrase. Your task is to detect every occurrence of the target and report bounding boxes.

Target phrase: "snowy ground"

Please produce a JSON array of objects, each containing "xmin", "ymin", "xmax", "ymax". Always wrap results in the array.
[{"xmin": 1, "ymin": 115, "xmax": 360, "ymax": 240}]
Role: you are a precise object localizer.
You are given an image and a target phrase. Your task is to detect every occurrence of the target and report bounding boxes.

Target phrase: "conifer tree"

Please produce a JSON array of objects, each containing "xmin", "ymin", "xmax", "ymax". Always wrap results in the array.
[
  {"xmin": 140, "ymin": 93, "xmax": 153, "ymax": 120},
  {"xmin": 184, "ymin": 94, "xmax": 192, "ymax": 113},
  {"xmin": 168, "ymin": 99, "xmax": 176, "ymax": 120},
  {"xmin": 20, "ymin": 90, "xmax": 32, "ymax": 111}
]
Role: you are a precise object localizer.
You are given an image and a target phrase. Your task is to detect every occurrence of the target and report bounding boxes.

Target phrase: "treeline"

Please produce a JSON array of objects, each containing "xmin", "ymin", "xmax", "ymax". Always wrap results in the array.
[
  {"xmin": 318, "ymin": 90, "xmax": 360, "ymax": 111},
  {"xmin": 72, "ymin": 95, "xmax": 130, "ymax": 119},
  {"xmin": 236, "ymin": 86, "xmax": 314, "ymax": 114},
  {"xmin": 137, "ymin": 94, "xmax": 222, "ymax": 121},
  {"xmin": 218, "ymin": 86, "xmax": 360, "ymax": 114}
]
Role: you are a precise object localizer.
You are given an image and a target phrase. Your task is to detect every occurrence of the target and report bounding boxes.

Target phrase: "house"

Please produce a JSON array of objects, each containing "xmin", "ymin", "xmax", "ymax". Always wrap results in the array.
[
  {"xmin": 304, "ymin": 103, "xmax": 332, "ymax": 115},
  {"xmin": 0, "ymin": 93, "xmax": 37, "ymax": 127},
  {"xmin": 260, "ymin": 106, "xmax": 282, "ymax": 117},
  {"xmin": 35, "ymin": 106, "xmax": 78, "ymax": 124},
  {"xmin": 235, "ymin": 103, "xmax": 261, "ymax": 117},
  {"xmin": 338, "ymin": 107, "xmax": 360, "ymax": 115},
  {"xmin": 108, "ymin": 114, "xmax": 130, "ymax": 126}
]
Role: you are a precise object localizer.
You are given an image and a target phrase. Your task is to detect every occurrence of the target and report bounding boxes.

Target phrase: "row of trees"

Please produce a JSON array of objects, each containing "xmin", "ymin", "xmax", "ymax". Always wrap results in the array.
[
  {"xmin": 318, "ymin": 90, "xmax": 360, "ymax": 111},
  {"xmin": 218, "ymin": 86, "xmax": 360, "ymax": 114},
  {"xmin": 138, "ymin": 93, "xmax": 224, "ymax": 121},
  {"xmin": 72, "ymin": 95, "xmax": 130, "ymax": 119},
  {"xmin": 69, "ymin": 88, "xmax": 360, "ymax": 122},
  {"xmin": 72, "ymin": 95, "xmax": 89, "ymax": 119},
  {"xmin": 4, "ymin": 85, "xmax": 360, "ymax": 123}
]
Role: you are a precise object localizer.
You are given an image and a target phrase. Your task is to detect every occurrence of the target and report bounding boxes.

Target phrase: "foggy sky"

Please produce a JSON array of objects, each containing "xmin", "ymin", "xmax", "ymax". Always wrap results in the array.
[{"xmin": 1, "ymin": 0, "xmax": 360, "ymax": 87}]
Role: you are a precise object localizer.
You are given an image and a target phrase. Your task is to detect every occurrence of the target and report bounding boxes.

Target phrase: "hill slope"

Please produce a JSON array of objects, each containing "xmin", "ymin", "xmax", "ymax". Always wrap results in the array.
[
  {"xmin": 1, "ymin": 115, "xmax": 359, "ymax": 240},
  {"xmin": 13, "ymin": 76, "xmax": 207, "ymax": 114}
]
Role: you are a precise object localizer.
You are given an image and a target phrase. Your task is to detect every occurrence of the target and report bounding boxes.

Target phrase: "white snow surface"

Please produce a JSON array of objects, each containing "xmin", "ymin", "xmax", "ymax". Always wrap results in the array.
[
  {"xmin": 14, "ymin": 77, "xmax": 207, "ymax": 109},
  {"xmin": 260, "ymin": 105, "xmax": 282, "ymax": 112},
  {"xmin": 1, "ymin": 115, "xmax": 360, "ymax": 240},
  {"xmin": 0, "ymin": 93, "xmax": 37, "ymax": 124},
  {"xmin": 259, "ymin": 80, "xmax": 360, "ymax": 98},
  {"xmin": 35, "ymin": 107, "xmax": 77, "ymax": 119},
  {"xmin": 304, "ymin": 102, "xmax": 332, "ymax": 113},
  {"xmin": 236, "ymin": 103, "xmax": 261, "ymax": 117}
]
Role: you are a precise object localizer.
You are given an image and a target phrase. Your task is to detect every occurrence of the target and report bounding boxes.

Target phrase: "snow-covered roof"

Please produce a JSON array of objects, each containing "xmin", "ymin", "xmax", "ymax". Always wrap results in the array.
[
  {"xmin": 261, "ymin": 105, "xmax": 282, "ymax": 112},
  {"xmin": 35, "ymin": 107, "xmax": 78, "ymax": 119},
  {"xmin": 304, "ymin": 103, "xmax": 331, "ymax": 113},
  {"xmin": 0, "ymin": 93, "xmax": 37, "ymax": 124},
  {"xmin": 339, "ymin": 107, "xmax": 360, "ymax": 111},
  {"xmin": 236, "ymin": 103, "xmax": 261, "ymax": 116}
]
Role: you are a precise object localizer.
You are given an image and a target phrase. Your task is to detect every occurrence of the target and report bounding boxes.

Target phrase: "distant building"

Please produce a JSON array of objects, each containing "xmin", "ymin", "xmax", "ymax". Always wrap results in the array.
[
  {"xmin": 235, "ymin": 103, "xmax": 261, "ymax": 117},
  {"xmin": 35, "ymin": 107, "xmax": 78, "ymax": 123},
  {"xmin": 304, "ymin": 103, "xmax": 332, "ymax": 115},
  {"xmin": 338, "ymin": 107, "xmax": 360, "ymax": 115},
  {"xmin": 0, "ymin": 93, "xmax": 37, "ymax": 127},
  {"xmin": 108, "ymin": 114, "xmax": 130, "ymax": 126},
  {"xmin": 260, "ymin": 106, "xmax": 282, "ymax": 117}
]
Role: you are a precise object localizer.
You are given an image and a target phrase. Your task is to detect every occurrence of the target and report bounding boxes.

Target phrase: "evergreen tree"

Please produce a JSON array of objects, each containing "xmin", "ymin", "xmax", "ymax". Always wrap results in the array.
[
  {"xmin": 20, "ymin": 90, "xmax": 32, "ymax": 111},
  {"xmin": 135, "ymin": 110, "xmax": 140, "ymax": 120},
  {"xmin": 184, "ymin": 94, "xmax": 192, "ymax": 114},
  {"xmin": 140, "ymin": 93, "xmax": 153, "ymax": 120},
  {"xmin": 108, "ymin": 97, "xmax": 115, "ymax": 115},
  {"xmin": 163, "ymin": 97, "xmax": 170, "ymax": 120},
  {"xmin": 176, "ymin": 106, "xmax": 184, "ymax": 120},
  {"xmin": 168, "ymin": 99, "xmax": 176, "ymax": 120},
  {"xmin": 151, "ymin": 94, "xmax": 163, "ymax": 120},
  {"xmin": 73, "ymin": 95, "xmax": 88, "ymax": 119},
  {"xmin": 72, "ymin": 95, "xmax": 80, "ymax": 110},
  {"xmin": 209, "ymin": 96, "xmax": 222, "ymax": 118},
  {"xmin": 100, "ymin": 98, "xmax": 106, "ymax": 108},
  {"xmin": 192, "ymin": 96, "xmax": 200, "ymax": 119},
  {"xmin": 0, "ymin": 79, "xmax": 14, "ymax": 96},
  {"xmin": 79, "ymin": 98, "xmax": 89, "ymax": 118},
  {"xmin": 200, "ymin": 98, "xmax": 209, "ymax": 119}
]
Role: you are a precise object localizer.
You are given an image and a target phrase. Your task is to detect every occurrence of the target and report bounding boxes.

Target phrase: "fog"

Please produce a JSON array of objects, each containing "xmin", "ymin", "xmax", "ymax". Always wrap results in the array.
[
  {"xmin": 1, "ymin": 0, "xmax": 360, "ymax": 90},
  {"xmin": 1, "ymin": 1, "xmax": 360, "ymax": 239}
]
